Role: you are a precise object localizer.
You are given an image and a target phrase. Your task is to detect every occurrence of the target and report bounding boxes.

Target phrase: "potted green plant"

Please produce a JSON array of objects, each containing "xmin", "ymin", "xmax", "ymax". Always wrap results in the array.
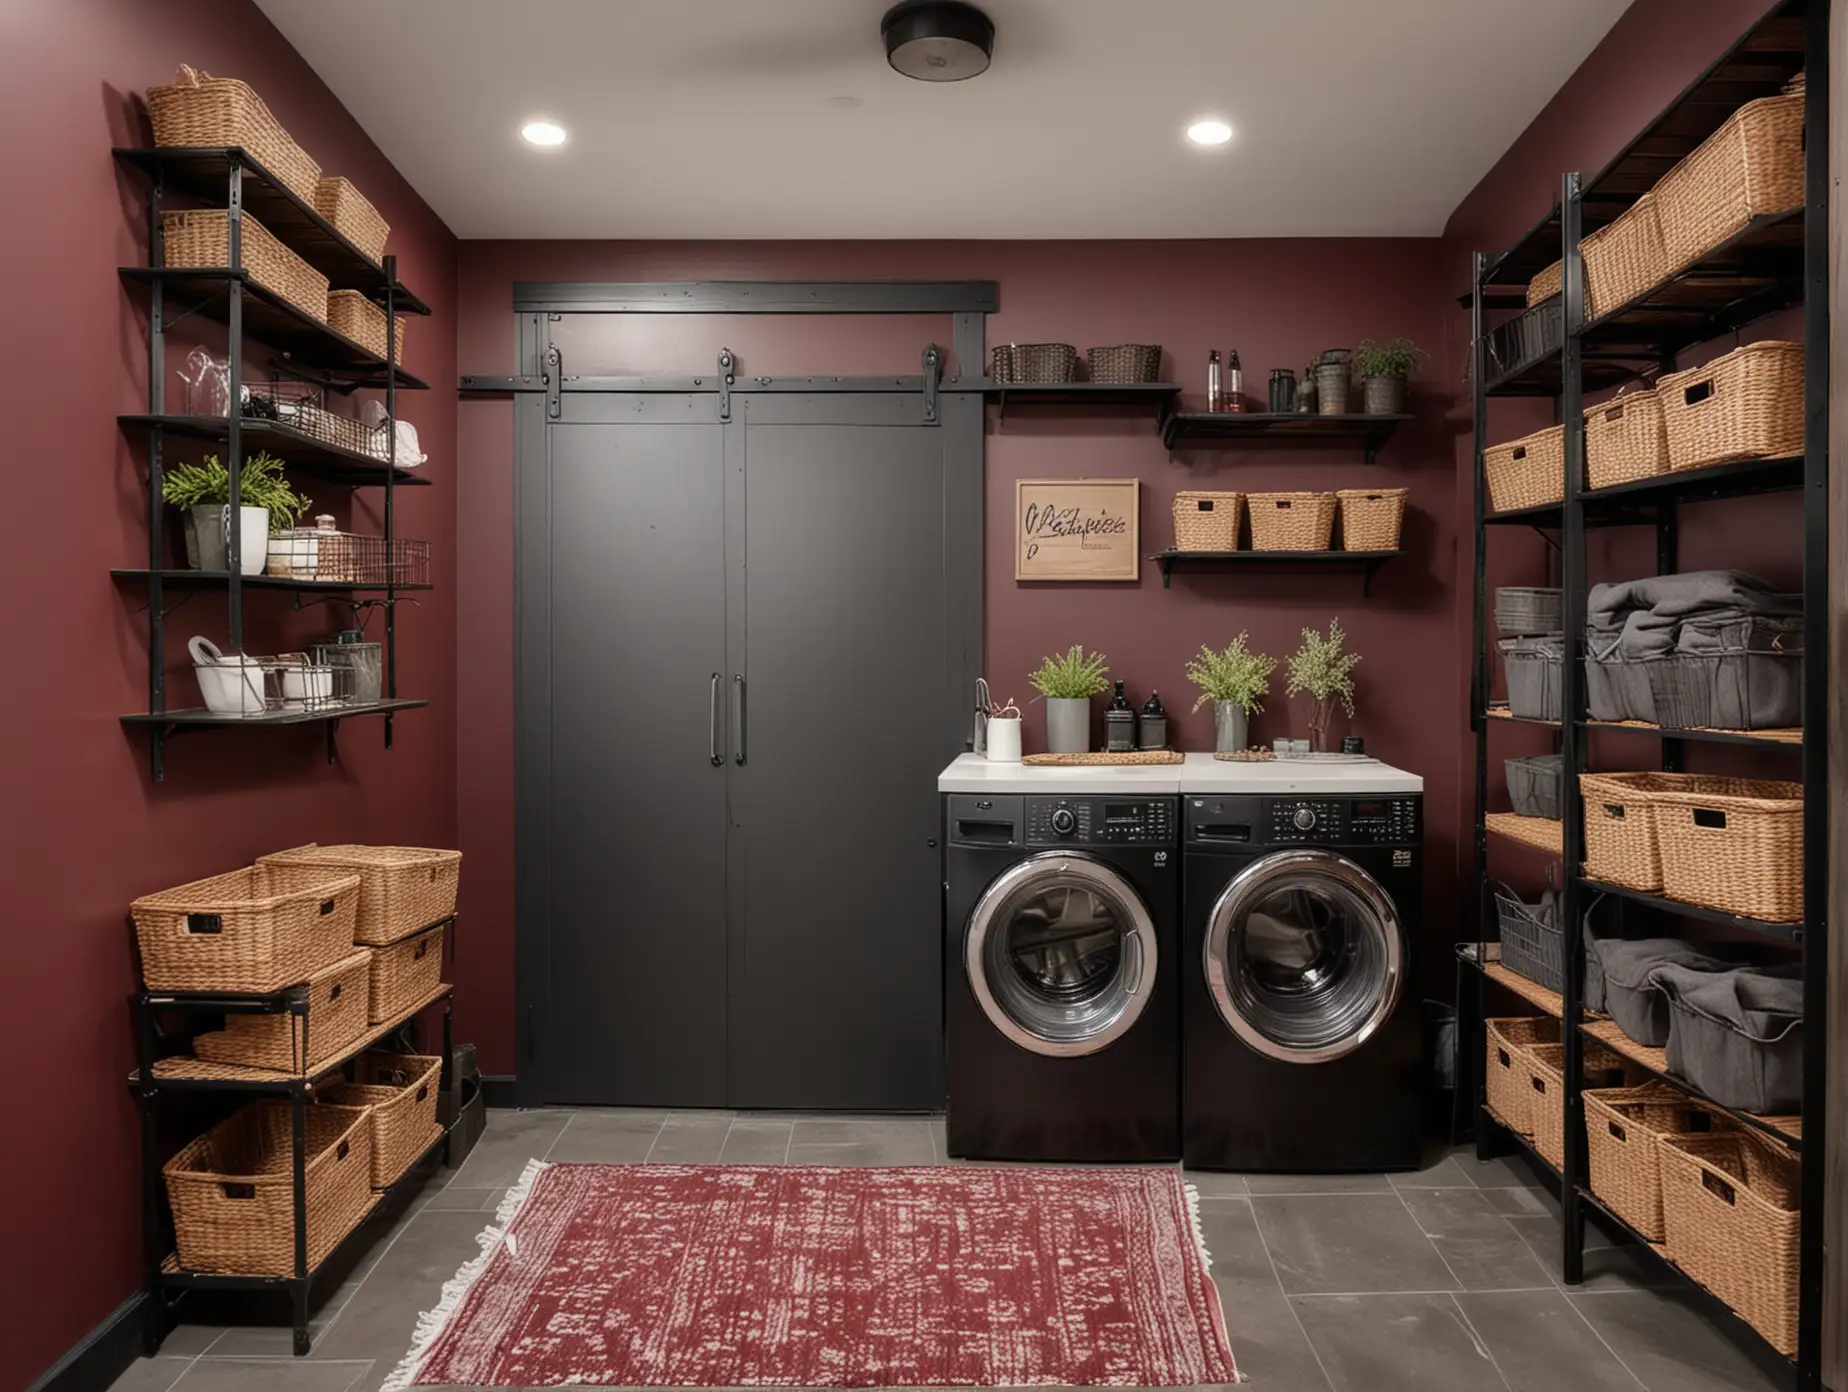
[
  {"xmin": 1028, "ymin": 645, "xmax": 1109, "ymax": 753},
  {"xmin": 1185, "ymin": 634, "xmax": 1277, "ymax": 753},
  {"xmin": 1286, "ymin": 618, "xmax": 1362, "ymax": 752},
  {"xmin": 165, "ymin": 452, "xmax": 311, "ymax": 576},
  {"xmin": 1353, "ymin": 338, "xmax": 1426, "ymax": 416}
]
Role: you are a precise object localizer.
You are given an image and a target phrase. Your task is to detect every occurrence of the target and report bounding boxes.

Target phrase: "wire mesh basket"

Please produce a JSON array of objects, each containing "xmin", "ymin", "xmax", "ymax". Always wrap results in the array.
[
  {"xmin": 312, "ymin": 640, "xmax": 384, "ymax": 705},
  {"xmin": 241, "ymin": 381, "xmax": 394, "ymax": 461},
  {"xmin": 267, "ymin": 524, "xmax": 429, "ymax": 586}
]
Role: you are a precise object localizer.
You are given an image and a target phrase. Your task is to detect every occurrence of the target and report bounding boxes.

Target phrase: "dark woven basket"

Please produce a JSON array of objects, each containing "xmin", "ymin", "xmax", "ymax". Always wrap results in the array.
[
  {"xmin": 992, "ymin": 343, "xmax": 1078, "ymax": 384},
  {"xmin": 1086, "ymin": 344, "xmax": 1162, "ymax": 384}
]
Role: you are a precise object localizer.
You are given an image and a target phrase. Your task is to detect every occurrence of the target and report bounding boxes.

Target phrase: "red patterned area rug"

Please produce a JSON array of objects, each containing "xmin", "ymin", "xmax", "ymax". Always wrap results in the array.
[{"xmin": 384, "ymin": 1160, "xmax": 1237, "ymax": 1389}]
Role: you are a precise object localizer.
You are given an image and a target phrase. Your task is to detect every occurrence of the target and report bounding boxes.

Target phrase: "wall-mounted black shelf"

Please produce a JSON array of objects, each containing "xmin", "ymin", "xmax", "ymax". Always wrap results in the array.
[
  {"xmin": 1484, "ymin": 345, "xmax": 1641, "ymax": 398},
  {"xmin": 1150, "ymin": 549, "xmax": 1400, "ymax": 592},
  {"xmin": 112, "ymin": 569, "xmax": 434, "ymax": 595},
  {"xmin": 121, "ymin": 698, "xmax": 427, "ymax": 730},
  {"xmin": 965, "ymin": 379, "xmax": 1180, "ymax": 421},
  {"xmin": 120, "ymin": 415, "xmax": 429, "ymax": 487},
  {"xmin": 1160, "ymin": 410, "xmax": 1409, "ymax": 459},
  {"xmin": 1484, "ymin": 454, "xmax": 1805, "ymax": 529}
]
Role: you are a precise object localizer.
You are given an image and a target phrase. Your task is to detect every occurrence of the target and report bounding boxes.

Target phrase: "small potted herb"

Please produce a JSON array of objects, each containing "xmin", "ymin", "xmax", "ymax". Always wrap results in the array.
[
  {"xmin": 165, "ymin": 452, "xmax": 311, "ymax": 576},
  {"xmin": 1353, "ymin": 338, "xmax": 1426, "ymax": 416},
  {"xmin": 1185, "ymin": 634, "xmax": 1277, "ymax": 753},
  {"xmin": 1028, "ymin": 645, "xmax": 1110, "ymax": 753},
  {"xmin": 1286, "ymin": 618, "xmax": 1362, "ymax": 752}
]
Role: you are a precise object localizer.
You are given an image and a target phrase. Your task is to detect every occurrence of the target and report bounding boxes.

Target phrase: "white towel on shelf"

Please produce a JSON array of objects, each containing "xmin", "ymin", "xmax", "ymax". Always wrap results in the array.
[{"xmin": 361, "ymin": 399, "xmax": 427, "ymax": 466}]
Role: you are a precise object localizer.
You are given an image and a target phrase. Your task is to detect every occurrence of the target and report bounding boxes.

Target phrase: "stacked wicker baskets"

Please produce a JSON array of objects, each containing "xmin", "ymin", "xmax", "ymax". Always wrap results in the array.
[
  {"xmin": 1484, "ymin": 425, "xmax": 1565, "ymax": 514},
  {"xmin": 1483, "ymin": 1016, "xmax": 1561, "ymax": 1135},
  {"xmin": 1524, "ymin": 1040, "xmax": 1649, "ymax": 1170},
  {"xmin": 324, "ymin": 1051, "xmax": 445, "ymax": 1189}
]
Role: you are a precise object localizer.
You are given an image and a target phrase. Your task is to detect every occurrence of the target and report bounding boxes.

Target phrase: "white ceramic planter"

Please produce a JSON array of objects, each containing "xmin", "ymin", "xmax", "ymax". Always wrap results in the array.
[{"xmin": 184, "ymin": 505, "xmax": 269, "ymax": 576}]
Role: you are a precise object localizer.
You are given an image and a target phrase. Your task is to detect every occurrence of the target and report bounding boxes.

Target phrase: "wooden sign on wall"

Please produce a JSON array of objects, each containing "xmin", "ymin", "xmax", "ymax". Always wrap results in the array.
[{"xmin": 1015, "ymin": 478, "xmax": 1141, "ymax": 582}]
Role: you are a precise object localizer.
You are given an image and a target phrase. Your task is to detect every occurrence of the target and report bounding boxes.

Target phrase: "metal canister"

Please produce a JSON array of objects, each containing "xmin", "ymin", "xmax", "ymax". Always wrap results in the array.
[
  {"xmin": 1206, "ymin": 349, "xmax": 1223, "ymax": 412},
  {"xmin": 1268, "ymin": 368, "xmax": 1297, "ymax": 414},
  {"xmin": 1138, "ymin": 691, "xmax": 1168, "ymax": 750},
  {"xmin": 1224, "ymin": 349, "xmax": 1244, "ymax": 412}
]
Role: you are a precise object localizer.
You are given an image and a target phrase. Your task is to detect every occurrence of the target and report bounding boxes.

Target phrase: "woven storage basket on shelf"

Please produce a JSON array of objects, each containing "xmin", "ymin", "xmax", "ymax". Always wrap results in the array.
[
  {"xmin": 366, "ymin": 923, "xmax": 445, "ymax": 1024},
  {"xmin": 1581, "ymin": 195, "xmax": 1669, "ymax": 320},
  {"xmin": 1484, "ymin": 425, "xmax": 1565, "ymax": 513},
  {"xmin": 1247, "ymin": 492, "xmax": 1338, "ymax": 552},
  {"xmin": 1654, "ymin": 92, "xmax": 1805, "ymax": 274},
  {"xmin": 326, "ymin": 290, "xmax": 408, "ymax": 364},
  {"xmin": 259, "ymin": 845, "xmax": 461, "ymax": 945},
  {"xmin": 312, "ymin": 176, "xmax": 389, "ymax": 263},
  {"xmin": 1584, "ymin": 387, "xmax": 1669, "ymax": 489},
  {"xmin": 1335, "ymin": 488, "xmax": 1408, "ymax": 551},
  {"xmin": 991, "ymin": 343, "xmax": 1077, "ymax": 384},
  {"xmin": 1660, "ymin": 1129, "xmax": 1801, "ymax": 1356},
  {"xmin": 1086, "ymin": 344, "xmax": 1162, "ymax": 384},
  {"xmin": 1526, "ymin": 1041, "xmax": 1651, "ymax": 1171},
  {"xmin": 161, "ymin": 210, "xmax": 329, "ymax": 324},
  {"xmin": 1584, "ymin": 1083, "xmax": 1735, "ymax": 1242},
  {"xmin": 1171, "ymin": 491, "xmax": 1242, "ymax": 552},
  {"xmin": 1485, "ymin": 1016, "xmax": 1561, "ymax": 1136},
  {"xmin": 146, "ymin": 65, "xmax": 322, "ymax": 201},
  {"xmin": 1649, "ymin": 776, "xmax": 1804, "ymax": 921},
  {"xmin": 194, "ymin": 950, "xmax": 371, "ymax": 1073},
  {"xmin": 323, "ymin": 1052, "xmax": 442, "ymax": 1188},
  {"xmin": 1657, "ymin": 341, "xmax": 1804, "ymax": 472},
  {"xmin": 163, "ymin": 1101, "xmax": 372, "ymax": 1276},
  {"xmin": 1579, "ymin": 771, "xmax": 1673, "ymax": 891},
  {"xmin": 132, "ymin": 864, "xmax": 360, "ymax": 993},
  {"xmin": 1527, "ymin": 261, "xmax": 1563, "ymax": 307}
]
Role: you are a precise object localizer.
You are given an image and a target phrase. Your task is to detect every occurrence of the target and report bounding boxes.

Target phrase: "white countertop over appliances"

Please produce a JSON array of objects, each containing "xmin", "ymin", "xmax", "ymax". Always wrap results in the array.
[
  {"xmin": 937, "ymin": 752, "xmax": 1184, "ymax": 795},
  {"xmin": 1177, "ymin": 752, "xmax": 1423, "ymax": 795}
]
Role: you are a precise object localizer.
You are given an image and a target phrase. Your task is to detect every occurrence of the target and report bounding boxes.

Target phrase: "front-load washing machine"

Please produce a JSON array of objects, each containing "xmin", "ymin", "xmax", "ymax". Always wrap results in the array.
[
  {"xmin": 940, "ymin": 757, "xmax": 1180, "ymax": 1161},
  {"xmin": 1179, "ymin": 756, "xmax": 1423, "ymax": 1171}
]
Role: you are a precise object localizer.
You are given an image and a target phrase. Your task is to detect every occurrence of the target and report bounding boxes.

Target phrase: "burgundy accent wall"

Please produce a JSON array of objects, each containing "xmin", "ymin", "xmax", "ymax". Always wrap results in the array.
[
  {"xmin": 0, "ymin": 4, "xmax": 457, "ymax": 1386},
  {"xmin": 454, "ymin": 238, "xmax": 1459, "ymax": 1076}
]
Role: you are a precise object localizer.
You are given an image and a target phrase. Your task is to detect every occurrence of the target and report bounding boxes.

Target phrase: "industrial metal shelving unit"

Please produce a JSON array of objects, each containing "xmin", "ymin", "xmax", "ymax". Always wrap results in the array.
[
  {"xmin": 1459, "ymin": 2, "xmax": 1828, "ymax": 1385},
  {"xmin": 113, "ymin": 147, "xmax": 433, "ymax": 781}
]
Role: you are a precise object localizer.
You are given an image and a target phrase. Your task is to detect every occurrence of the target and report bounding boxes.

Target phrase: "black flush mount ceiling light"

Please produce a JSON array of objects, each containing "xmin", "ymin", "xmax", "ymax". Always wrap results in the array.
[{"xmin": 882, "ymin": 0, "xmax": 995, "ymax": 81}]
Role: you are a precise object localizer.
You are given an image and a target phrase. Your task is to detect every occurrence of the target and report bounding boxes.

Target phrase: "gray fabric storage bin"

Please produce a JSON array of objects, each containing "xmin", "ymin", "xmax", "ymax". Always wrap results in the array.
[
  {"xmin": 1594, "ymin": 939, "xmax": 1736, "ymax": 1048},
  {"xmin": 1505, "ymin": 754, "xmax": 1562, "ymax": 820},
  {"xmin": 1499, "ymin": 634, "xmax": 1562, "ymax": 721},
  {"xmin": 1585, "ymin": 627, "xmax": 1656, "ymax": 723},
  {"xmin": 1661, "ymin": 965, "xmax": 1804, "ymax": 1113},
  {"xmin": 1672, "ymin": 614, "xmax": 1803, "ymax": 730}
]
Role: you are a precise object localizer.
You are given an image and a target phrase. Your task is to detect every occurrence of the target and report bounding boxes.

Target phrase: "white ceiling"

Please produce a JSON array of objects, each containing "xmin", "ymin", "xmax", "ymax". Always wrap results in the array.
[{"xmin": 255, "ymin": 0, "xmax": 1631, "ymax": 240}]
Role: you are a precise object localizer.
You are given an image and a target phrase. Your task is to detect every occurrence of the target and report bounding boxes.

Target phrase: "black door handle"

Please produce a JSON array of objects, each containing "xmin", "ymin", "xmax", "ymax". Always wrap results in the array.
[
  {"xmin": 733, "ymin": 674, "xmax": 746, "ymax": 766},
  {"xmin": 709, "ymin": 673, "xmax": 723, "ymax": 766}
]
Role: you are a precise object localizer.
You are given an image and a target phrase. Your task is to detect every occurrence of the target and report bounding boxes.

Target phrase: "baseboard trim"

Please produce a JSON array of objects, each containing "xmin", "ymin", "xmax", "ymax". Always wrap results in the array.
[
  {"xmin": 27, "ymin": 1292, "xmax": 145, "ymax": 1392},
  {"xmin": 480, "ymin": 1074, "xmax": 519, "ymax": 1108}
]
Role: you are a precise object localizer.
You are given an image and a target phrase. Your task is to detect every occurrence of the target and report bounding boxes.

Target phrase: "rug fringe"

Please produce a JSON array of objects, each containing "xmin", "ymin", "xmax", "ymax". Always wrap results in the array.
[
  {"xmin": 379, "ymin": 1156, "xmax": 550, "ymax": 1392},
  {"xmin": 1184, "ymin": 1181, "xmax": 1248, "ymax": 1385}
]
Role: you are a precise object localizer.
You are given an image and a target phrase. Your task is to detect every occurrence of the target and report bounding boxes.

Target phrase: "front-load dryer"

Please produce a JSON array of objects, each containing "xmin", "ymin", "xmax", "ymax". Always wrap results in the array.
[{"xmin": 943, "ymin": 788, "xmax": 1179, "ymax": 1161}]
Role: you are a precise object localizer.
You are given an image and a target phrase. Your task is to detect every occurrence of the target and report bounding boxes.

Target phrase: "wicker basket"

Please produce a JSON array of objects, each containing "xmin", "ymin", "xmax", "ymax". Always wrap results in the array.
[
  {"xmin": 326, "ymin": 290, "xmax": 408, "ymax": 364},
  {"xmin": 991, "ymin": 343, "xmax": 1077, "ymax": 384},
  {"xmin": 147, "ymin": 65, "xmax": 323, "ymax": 202},
  {"xmin": 1172, "ymin": 491, "xmax": 1242, "ymax": 552},
  {"xmin": 161, "ymin": 210, "xmax": 330, "ymax": 324},
  {"xmin": 312, "ymin": 176, "xmax": 389, "ymax": 264},
  {"xmin": 132, "ymin": 864, "xmax": 361, "ymax": 993},
  {"xmin": 259, "ymin": 845, "xmax": 461, "ymax": 945},
  {"xmin": 1527, "ymin": 1041, "xmax": 1651, "ymax": 1171},
  {"xmin": 1085, "ymin": 344, "xmax": 1162, "ymax": 384},
  {"xmin": 1585, "ymin": 195, "xmax": 1669, "ymax": 319},
  {"xmin": 1484, "ymin": 425, "xmax": 1565, "ymax": 514},
  {"xmin": 1525, "ymin": 260, "xmax": 1563, "ymax": 308},
  {"xmin": 1654, "ymin": 93, "xmax": 1805, "ymax": 275},
  {"xmin": 1584, "ymin": 387, "xmax": 1669, "ymax": 490},
  {"xmin": 1579, "ymin": 771, "xmax": 1672, "ymax": 891},
  {"xmin": 163, "ymin": 1101, "xmax": 372, "ymax": 1276},
  {"xmin": 1485, "ymin": 1016, "xmax": 1561, "ymax": 1136},
  {"xmin": 194, "ymin": 950, "xmax": 371, "ymax": 1073},
  {"xmin": 323, "ymin": 1052, "xmax": 442, "ymax": 1188},
  {"xmin": 1660, "ymin": 1129, "xmax": 1801, "ymax": 1356},
  {"xmin": 1247, "ymin": 492, "xmax": 1338, "ymax": 552},
  {"xmin": 1658, "ymin": 341, "xmax": 1804, "ymax": 472},
  {"xmin": 1584, "ymin": 1083, "xmax": 1735, "ymax": 1241},
  {"xmin": 1335, "ymin": 488, "xmax": 1408, "ymax": 551},
  {"xmin": 1650, "ymin": 776, "xmax": 1804, "ymax": 921},
  {"xmin": 367, "ymin": 923, "xmax": 445, "ymax": 1024}
]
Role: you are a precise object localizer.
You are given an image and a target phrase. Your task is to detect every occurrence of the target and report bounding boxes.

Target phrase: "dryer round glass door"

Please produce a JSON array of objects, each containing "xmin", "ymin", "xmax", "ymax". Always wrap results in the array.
[
  {"xmin": 1204, "ymin": 848, "xmax": 1403, "ymax": 1064},
  {"xmin": 965, "ymin": 851, "xmax": 1158, "ymax": 1058}
]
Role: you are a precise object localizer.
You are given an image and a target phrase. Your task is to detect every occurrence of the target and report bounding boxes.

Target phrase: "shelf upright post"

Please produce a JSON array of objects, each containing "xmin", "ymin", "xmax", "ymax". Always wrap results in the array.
[
  {"xmin": 1557, "ymin": 171, "xmax": 1589, "ymax": 1287},
  {"xmin": 1654, "ymin": 350, "xmax": 1682, "ymax": 781},
  {"xmin": 1469, "ymin": 251, "xmax": 1493, "ymax": 1161},
  {"xmin": 136, "ymin": 999, "xmax": 164, "ymax": 1355},
  {"xmin": 384, "ymin": 255, "xmax": 398, "ymax": 750},
  {"xmin": 147, "ymin": 169, "xmax": 168, "ymax": 782},
  {"xmin": 225, "ymin": 155, "xmax": 246, "ymax": 652}
]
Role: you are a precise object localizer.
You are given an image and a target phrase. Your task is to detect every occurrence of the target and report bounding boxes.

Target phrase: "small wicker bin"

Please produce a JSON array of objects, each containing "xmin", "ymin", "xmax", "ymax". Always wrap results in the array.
[
  {"xmin": 259, "ymin": 845, "xmax": 461, "ymax": 946},
  {"xmin": 1526, "ymin": 1041, "xmax": 1650, "ymax": 1171},
  {"xmin": 326, "ymin": 290, "xmax": 409, "ymax": 364},
  {"xmin": 132, "ymin": 864, "xmax": 361, "ymax": 993},
  {"xmin": 163, "ymin": 1101, "xmax": 372, "ymax": 1276},
  {"xmin": 324, "ymin": 1052, "xmax": 443, "ymax": 1188},
  {"xmin": 991, "ymin": 343, "xmax": 1077, "ymax": 384},
  {"xmin": 1657, "ymin": 341, "xmax": 1804, "ymax": 473},
  {"xmin": 194, "ymin": 950, "xmax": 371, "ymax": 1073},
  {"xmin": 1484, "ymin": 425, "xmax": 1565, "ymax": 514},
  {"xmin": 1247, "ymin": 492, "xmax": 1338, "ymax": 552},
  {"xmin": 1654, "ymin": 92, "xmax": 1805, "ymax": 275},
  {"xmin": 1579, "ymin": 771, "xmax": 1673, "ymax": 892},
  {"xmin": 1485, "ymin": 1016, "xmax": 1561, "ymax": 1136},
  {"xmin": 1172, "ymin": 491, "xmax": 1242, "ymax": 552},
  {"xmin": 1584, "ymin": 1083, "xmax": 1734, "ymax": 1242},
  {"xmin": 147, "ymin": 65, "xmax": 322, "ymax": 201},
  {"xmin": 1086, "ymin": 344, "xmax": 1162, "ymax": 384},
  {"xmin": 1527, "ymin": 194, "xmax": 1669, "ymax": 321},
  {"xmin": 1335, "ymin": 489, "xmax": 1407, "ymax": 551},
  {"xmin": 161, "ymin": 210, "xmax": 330, "ymax": 324},
  {"xmin": 367, "ymin": 923, "xmax": 446, "ymax": 1024},
  {"xmin": 312, "ymin": 176, "xmax": 389, "ymax": 264},
  {"xmin": 1585, "ymin": 388, "xmax": 1669, "ymax": 490},
  {"xmin": 1660, "ymin": 1129, "xmax": 1801, "ymax": 1356},
  {"xmin": 1650, "ymin": 776, "xmax": 1804, "ymax": 921}
]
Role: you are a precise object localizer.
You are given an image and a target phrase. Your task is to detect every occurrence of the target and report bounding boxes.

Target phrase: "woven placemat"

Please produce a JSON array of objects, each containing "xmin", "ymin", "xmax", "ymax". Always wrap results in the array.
[
  {"xmin": 1213, "ymin": 749, "xmax": 1277, "ymax": 762},
  {"xmin": 1021, "ymin": 751, "xmax": 1185, "ymax": 766}
]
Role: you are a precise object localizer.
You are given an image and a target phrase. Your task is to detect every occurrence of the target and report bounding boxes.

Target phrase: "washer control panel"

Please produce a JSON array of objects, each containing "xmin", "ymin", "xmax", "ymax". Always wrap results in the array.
[
  {"xmin": 1026, "ymin": 796, "xmax": 1176, "ymax": 847},
  {"xmin": 1347, "ymin": 797, "xmax": 1420, "ymax": 844},
  {"xmin": 1269, "ymin": 799, "xmax": 1345, "ymax": 844},
  {"xmin": 1188, "ymin": 794, "xmax": 1421, "ymax": 848}
]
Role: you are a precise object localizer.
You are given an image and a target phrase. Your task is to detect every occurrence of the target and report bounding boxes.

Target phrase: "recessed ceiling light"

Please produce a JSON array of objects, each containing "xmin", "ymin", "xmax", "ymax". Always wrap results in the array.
[
  {"xmin": 521, "ymin": 120, "xmax": 568, "ymax": 148},
  {"xmin": 1186, "ymin": 118, "xmax": 1234, "ymax": 148}
]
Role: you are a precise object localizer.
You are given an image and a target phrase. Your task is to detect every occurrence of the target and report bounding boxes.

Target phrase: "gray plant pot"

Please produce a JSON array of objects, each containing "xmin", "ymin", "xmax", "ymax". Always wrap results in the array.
[
  {"xmin": 1045, "ymin": 697, "xmax": 1091, "ymax": 754},
  {"xmin": 1213, "ymin": 700, "xmax": 1249, "ymax": 754},
  {"xmin": 1315, "ymin": 362, "xmax": 1351, "ymax": 416},
  {"xmin": 1364, "ymin": 375, "xmax": 1407, "ymax": 415},
  {"xmin": 182, "ymin": 504, "xmax": 269, "ymax": 575}
]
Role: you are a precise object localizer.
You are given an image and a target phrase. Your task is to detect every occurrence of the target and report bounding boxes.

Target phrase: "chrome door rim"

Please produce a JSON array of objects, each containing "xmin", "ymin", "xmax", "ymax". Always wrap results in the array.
[
  {"xmin": 965, "ymin": 851, "xmax": 1158, "ymax": 1058},
  {"xmin": 1203, "ymin": 848, "xmax": 1403, "ymax": 1065}
]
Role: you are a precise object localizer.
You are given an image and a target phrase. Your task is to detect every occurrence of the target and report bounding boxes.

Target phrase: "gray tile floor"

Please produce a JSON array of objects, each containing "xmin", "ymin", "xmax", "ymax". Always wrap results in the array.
[{"xmin": 113, "ymin": 1110, "xmax": 1789, "ymax": 1392}]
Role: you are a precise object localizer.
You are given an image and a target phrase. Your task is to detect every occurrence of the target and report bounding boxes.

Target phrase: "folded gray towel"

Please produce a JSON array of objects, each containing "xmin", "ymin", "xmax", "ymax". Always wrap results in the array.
[{"xmin": 1589, "ymin": 570, "xmax": 1792, "ymax": 622}]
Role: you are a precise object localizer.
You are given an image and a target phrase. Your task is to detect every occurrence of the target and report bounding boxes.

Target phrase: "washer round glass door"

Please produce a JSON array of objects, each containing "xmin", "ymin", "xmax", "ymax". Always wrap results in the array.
[
  {"xmin": 1204, "ymin": 849, "xmax": 1403, "ymax": 1064},
  {"xmin": 965, "ymin": 852, "xmax": 1158, "ymax": 1058}
]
